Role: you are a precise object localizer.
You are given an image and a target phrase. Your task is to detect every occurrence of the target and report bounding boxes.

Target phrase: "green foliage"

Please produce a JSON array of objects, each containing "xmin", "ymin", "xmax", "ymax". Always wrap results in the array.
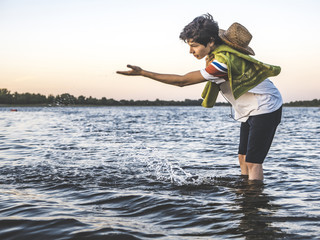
[
  {"xmin": 2, "ymin": 88, "xmax": 317, "ymax": 107},
  {"xmin": 283, "ymin": 99, "xmax": 320, "ymax": 107},
  {"xmin": 0, "ymin": 88, "xmax": 214, "ymax": 106},
  {"xmin": 0, "ymin": 89, "xmax": 13, "ymax": 104}
]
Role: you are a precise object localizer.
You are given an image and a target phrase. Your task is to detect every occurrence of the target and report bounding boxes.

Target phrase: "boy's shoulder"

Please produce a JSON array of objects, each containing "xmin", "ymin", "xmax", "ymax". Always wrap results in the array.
[{"xmin": 212, "ymin": 44, "xmax": 268, "ymax": 66}]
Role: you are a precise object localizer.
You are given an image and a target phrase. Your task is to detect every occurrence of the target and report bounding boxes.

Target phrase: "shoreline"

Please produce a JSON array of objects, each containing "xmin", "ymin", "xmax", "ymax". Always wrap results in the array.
[{"xmin": 1, "ymin": 104, "xmax": 319, "ymax": 108}]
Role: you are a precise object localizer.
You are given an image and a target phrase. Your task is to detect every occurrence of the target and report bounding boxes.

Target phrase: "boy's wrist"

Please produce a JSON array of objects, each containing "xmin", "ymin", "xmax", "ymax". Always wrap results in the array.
[{"xmin": 141, "ymin": 69, "xmax": 151, "ymax": 78}]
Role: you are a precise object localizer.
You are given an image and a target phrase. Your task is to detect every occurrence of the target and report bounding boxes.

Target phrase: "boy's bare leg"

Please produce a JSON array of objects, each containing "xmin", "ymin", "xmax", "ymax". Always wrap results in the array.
[
  {"xmin": 246, "ymin": 162, "xmax": 264, "ymax": 181},
  {"xmin": 238, "ymin": 154, "xmax": 248, "ymax": 176},
  {"xmin": 239, "ymin": 154, "xmax": 263, "ymax": 180}
]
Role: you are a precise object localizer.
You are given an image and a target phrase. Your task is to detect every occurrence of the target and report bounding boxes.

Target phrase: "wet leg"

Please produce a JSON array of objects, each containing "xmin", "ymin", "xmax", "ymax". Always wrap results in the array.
[
  {"xmin": 238, "ymin": 154, "xmax": 248, "ymax": 176},
  {"xmin": 246, "ymin": 162, "xmax": 263, "ymax": 181}
]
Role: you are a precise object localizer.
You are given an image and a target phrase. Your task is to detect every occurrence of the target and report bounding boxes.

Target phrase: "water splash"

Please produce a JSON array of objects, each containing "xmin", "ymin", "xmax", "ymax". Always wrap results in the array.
[{"xmin": 116, "ymin": 133, "xmax": 195, "ymax": 186}]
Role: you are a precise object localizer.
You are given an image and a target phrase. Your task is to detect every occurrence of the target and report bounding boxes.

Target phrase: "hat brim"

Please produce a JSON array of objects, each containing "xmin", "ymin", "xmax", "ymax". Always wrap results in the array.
[{"xmin": 219, "ymin": 29, "xmax": 255, "ymax": 56}]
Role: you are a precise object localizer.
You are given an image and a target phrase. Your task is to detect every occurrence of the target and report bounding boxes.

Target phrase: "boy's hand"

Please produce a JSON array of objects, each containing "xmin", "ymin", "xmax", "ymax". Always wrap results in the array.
[{"xmin": 116, "ymin": 64, "xmax": 142, "ymax": 76}]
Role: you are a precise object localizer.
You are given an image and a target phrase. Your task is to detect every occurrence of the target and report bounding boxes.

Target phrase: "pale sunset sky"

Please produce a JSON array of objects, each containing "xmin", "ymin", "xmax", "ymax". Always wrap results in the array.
[{"xmin": 1, "ymin": 0, "xmax": 319, "ymax": 102}]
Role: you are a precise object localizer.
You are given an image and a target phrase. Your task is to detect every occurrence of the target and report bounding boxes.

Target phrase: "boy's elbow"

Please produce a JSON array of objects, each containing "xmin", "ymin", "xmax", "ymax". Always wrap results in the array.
[
  {"xmin": 177, "ymin": 75, "xmax": 190, "ymax": 87},
  {"xmin": 177, "ymin": 80, "xmax": 187, "ymax": 87}
]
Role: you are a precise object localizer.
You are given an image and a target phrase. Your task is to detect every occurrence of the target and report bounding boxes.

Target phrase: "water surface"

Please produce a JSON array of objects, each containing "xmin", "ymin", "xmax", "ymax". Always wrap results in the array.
[{"xmin": 0, "ymin": 106, "xmax": 319, "ymax": 239}]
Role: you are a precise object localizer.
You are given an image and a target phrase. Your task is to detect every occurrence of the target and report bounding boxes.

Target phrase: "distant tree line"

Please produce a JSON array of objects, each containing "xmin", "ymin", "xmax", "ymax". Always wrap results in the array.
[
  {"xmin": 283, "ymin": 99, "xmax": 320, "ymax": 107},
  {"xmin": 1, "ymin": 89, "xmax": 319, "ymax": 107},
  {"xmin": 0, "ymin": 88, "xmax": 229, "ymax": 106}
]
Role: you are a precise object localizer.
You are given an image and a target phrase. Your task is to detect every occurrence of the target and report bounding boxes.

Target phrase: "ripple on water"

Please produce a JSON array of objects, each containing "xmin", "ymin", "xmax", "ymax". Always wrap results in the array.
[{"xmin": 0, "ymin": 106, "xmax": 319, "ymax": 239}]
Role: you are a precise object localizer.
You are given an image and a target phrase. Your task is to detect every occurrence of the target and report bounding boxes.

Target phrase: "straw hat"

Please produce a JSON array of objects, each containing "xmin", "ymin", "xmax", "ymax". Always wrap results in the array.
[{"xmin": 219, "ymin": 22, "xmax": 255, "ymax": 55}]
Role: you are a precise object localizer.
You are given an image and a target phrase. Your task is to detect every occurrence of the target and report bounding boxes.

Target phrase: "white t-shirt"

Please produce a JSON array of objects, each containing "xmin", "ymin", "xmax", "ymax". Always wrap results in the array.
[{"xmin": 200, "ymin": 60, "xmax": 282, "ymax": 122}]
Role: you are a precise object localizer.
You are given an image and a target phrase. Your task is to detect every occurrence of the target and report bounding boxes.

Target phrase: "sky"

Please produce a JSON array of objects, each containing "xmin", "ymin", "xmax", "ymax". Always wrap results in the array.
[{"xmin": 1, "ymin": 0, "xmax": 320, "ymax": 102}]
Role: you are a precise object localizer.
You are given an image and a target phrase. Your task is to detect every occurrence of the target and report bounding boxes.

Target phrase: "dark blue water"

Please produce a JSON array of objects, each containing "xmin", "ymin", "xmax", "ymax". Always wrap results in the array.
[{"xmin": 0, "ymin": 106, "xmax": 319, "ymax": 239}]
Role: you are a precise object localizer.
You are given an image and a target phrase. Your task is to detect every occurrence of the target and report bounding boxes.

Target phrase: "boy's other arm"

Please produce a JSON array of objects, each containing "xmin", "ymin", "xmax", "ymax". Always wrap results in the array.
[{"xmin": 116, "ymin": 64, "xmax": 207, "ymax": 87}]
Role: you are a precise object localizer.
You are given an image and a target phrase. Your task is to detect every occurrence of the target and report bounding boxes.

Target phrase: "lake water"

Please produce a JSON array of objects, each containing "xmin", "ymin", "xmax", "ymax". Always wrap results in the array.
[{"xmin": 0, "ymin": 106, "xmax": 319, "ymax": 240}]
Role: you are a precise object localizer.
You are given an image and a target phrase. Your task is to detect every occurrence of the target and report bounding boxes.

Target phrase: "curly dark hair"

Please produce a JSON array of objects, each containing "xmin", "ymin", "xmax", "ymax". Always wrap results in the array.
[{"xmin": 179, "ymin": 13, "xmax": 222, "ymax": 46}]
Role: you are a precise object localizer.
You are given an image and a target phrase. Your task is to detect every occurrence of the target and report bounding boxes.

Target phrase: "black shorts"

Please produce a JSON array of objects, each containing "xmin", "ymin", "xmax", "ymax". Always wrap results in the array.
[{"xmin": 238, "ymin": 106, "xmax": 282, "ymax": 164}]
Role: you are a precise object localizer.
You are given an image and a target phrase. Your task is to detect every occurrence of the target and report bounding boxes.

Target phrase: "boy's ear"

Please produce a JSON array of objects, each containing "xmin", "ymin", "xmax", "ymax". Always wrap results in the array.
[{"xmin": 208, "ymin": 40, "xmax": 215, "ymax": 48}]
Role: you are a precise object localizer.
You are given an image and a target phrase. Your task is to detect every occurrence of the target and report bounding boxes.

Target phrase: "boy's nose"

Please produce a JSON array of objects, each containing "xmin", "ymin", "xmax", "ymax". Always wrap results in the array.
[{"xmin": 189, "ymin": 47, "xmax": 194, "ymax": 54}]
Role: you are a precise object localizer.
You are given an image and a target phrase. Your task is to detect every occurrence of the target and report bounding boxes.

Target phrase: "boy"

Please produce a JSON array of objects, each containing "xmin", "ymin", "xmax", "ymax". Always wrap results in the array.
[{"xmin": 117, "ymin": 14, "xmax": 282, "ymax": 181}]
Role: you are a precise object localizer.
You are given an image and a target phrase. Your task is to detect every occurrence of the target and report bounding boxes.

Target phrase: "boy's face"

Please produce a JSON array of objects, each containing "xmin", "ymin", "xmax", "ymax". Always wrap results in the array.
[{"xmin": 187, "ymin": 39, "xmax": 214, "ymax": 60}]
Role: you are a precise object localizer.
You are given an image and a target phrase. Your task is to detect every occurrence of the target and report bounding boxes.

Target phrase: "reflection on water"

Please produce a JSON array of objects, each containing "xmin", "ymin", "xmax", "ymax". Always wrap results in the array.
[
  {"xmin": 235, "ymin": 181, "xmax": 284, "ymax": 240},
  {"xmin": 0, "ymin": 106, "xmax": 319, "ymax": 239}
]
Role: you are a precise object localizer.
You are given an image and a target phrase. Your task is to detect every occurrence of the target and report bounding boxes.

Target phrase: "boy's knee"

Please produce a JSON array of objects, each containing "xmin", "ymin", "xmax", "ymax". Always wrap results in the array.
[
  {"xmin": 246, "ymin": 162, "xmax": 262, "ymax": 169},
  {"xmin": 238, "ymin": 154, "xmax": 246, "ymax": 161}
]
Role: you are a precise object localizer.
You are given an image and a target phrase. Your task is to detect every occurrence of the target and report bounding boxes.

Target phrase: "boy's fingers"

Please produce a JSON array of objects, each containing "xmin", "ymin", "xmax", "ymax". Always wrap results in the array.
[
  {"xmin": 116, "ymin": 65, "xmax": 141, "ymax": 75},
  {"xmin": 127, "ymin": 64, "xmax": 138, "ymax": 70},
  {"xmin": 117, "ymin": 71, "xmax": 130, "ymax": 75}
]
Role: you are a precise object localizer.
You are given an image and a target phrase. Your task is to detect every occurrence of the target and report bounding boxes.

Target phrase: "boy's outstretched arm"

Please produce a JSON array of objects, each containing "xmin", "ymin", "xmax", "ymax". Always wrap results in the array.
[{"xmin": 116, "ymin": 64, "xmax": 207, "ymax": 87}]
